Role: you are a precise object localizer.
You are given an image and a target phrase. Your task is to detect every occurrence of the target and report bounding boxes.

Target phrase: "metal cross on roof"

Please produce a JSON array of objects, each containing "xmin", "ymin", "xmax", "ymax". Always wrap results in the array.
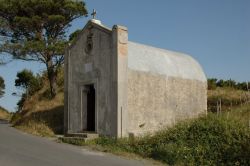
[{"xmin": 91, "ymin": 9, "xmax": 97, "ymax": 19}]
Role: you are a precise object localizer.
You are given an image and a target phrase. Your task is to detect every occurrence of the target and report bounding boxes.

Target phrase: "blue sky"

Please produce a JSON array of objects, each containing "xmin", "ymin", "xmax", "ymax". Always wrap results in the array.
[{"xmin": 0, "ymin": 0, "xmax": 249, "ymax": 112}]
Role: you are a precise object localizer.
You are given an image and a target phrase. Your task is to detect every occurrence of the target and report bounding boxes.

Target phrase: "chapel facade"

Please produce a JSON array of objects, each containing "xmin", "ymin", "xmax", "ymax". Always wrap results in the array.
[{"xmin": 64, "ymin": 19, "xmax": 207, "ymax": 137}]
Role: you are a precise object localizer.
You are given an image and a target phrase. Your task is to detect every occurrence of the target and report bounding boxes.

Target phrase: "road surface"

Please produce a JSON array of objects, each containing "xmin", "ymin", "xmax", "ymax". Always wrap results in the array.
[{"xmin": 0, "ymin": 120, "xmax": 147, "ymax": 166}]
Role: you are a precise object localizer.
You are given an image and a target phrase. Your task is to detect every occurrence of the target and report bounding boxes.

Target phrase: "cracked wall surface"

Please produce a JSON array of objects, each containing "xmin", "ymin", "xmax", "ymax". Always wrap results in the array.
[{"xmin": 127, "ymin": 69, "xmax": 207, "ymax": 136}]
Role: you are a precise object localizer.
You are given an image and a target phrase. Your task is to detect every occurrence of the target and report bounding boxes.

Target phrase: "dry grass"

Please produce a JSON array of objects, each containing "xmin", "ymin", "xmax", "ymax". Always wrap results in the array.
[
  {"xmin": 208, "ymin": 87, "xmax": 250, "ymax": 101},
  {"xmin": 0, "ymin": 106, "xmax": 10, "ymax": 120},
  {"xmin": 15, "ymin": 120, "xmax": 55, "ymax": 137},
  {"xmin": 11, "ymin": 77, "xmax": 64, "ymax": 137},
  {"xmin": 226, "ymin": 104, "xmax": 250, "ymax": 127},
  {"xmin": 21, "ymin": 82, "xmax": 64, "ymax": 115},
  {"xmin": 207, "ymin": 87, "xmax": 250, "ymax": 112}
]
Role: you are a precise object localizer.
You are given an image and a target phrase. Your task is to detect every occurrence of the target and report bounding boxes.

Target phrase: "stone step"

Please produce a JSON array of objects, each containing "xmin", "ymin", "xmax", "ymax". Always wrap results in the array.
[
  {"xmin": 61, "ymin": 136, "xmax": 98, "ymax": 143},
  {"xmin": 61, "ymin": 137, "xmax": 87, "ymax": 143},
  {"xmin": 66, "ymin": 132, "xmax": 99, "ymax": 139}
]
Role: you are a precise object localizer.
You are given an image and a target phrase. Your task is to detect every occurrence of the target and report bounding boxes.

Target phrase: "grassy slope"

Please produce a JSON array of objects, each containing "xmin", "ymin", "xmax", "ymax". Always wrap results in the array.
[
  {"xmin": 11, "ymin": 79, "xmax": 64, "ymax": 137},
  {"xmin": 208, "ymin": 87, "xmax": 250, "ymax": 112},
  {"xmin": 61, "ymin": 105, "xmax": 250, "ymax": 165},
  {"xmin": 0, "ymin": 106, "xmax": 10, "ymax": 120},
  {"xmin": 61, "ymin": 88, "xmax": 250, "ymax": 165},
  {"xmin": 12, "ymin": 79, "xmax": 250, "ymax": 165}
]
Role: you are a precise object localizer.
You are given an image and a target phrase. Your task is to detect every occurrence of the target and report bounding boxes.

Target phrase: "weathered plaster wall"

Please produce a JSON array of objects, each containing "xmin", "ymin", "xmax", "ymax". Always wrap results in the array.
[
  {"xmin": 65, "ymin": 22, "xmax": 117, "ymax": 136},
  {"xmin": 127, "ymin": 69, "xmax": 207, "ymax": 136},
  {"xmin": 65, "ymin": 20, "xmax": 207, "ymax": 138},
  {"xmin": 112, "ymin": 25, "xmax": 129, "ymax": 138}
]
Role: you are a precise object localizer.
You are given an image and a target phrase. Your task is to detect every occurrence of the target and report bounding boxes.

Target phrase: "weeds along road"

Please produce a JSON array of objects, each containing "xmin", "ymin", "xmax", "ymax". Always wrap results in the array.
[{"xmin": 0, "ymin": 120, "xmax": 145, "ymax": 166}]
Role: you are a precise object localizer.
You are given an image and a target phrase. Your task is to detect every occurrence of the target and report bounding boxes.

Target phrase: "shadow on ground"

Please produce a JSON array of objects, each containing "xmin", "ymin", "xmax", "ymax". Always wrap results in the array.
[
  {"xmin": 0, "ymin": 119, "xmax": 8, "ymax": 124},
  {"xmin": 12, "ymin": 105, "xmax": 64, "ymax": 135}
]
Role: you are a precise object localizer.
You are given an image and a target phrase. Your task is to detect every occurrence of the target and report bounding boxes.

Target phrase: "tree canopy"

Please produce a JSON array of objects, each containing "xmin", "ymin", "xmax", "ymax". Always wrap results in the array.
[
  {"xmin": 15, "ymin": 69, "xmax": 42, "ymax": 96},
  {"xmin": 15, "ymin": 70, "xmax": 34, "ymax": 89},
  {"xmin": 207, "ymin": 78, "xmax": 250, "ymax": 91},
  {"xmin": 0, "ymin": 0, "xmax": 88, "ymax": 97},
  {"xmin": 0, "ymin": 76, "xmax": 5, "ymax": 98},
  {"xmin": 69, "ymin": 29, "xmax": 81, "ymax": 42}
]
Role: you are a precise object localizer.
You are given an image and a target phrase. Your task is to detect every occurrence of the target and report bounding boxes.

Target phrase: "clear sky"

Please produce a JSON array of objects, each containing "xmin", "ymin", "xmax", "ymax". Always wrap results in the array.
[{"xmin": 0, "ymin": 0, "xmax": 249, "ymax": 112}]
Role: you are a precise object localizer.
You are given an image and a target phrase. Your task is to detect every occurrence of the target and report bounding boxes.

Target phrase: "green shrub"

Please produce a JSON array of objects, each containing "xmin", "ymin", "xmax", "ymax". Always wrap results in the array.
[
  {"xmin": 143, "ymin": 115, "xmax": 250, "ymax": 165},
  {"xmin": 61, "ymin": 102, "xmax": 250, "ymax": 165},
  {"xmin": 16, "ymin": 94, "xmax": 27, "ymax": 111},
  {"xmin": 56, "ymin": 67, "xmax": 64, "ymax": 88},
  {"xmin": 208, "ymin": 78, "xmax": 250, "ymax": 91},
  {"xmin": 15, "ymin": 69, "xmax": 44, "ymax": 110},
  {"xmin": 15, "ymin": 69, "xmax": 43, "ymax": 96},
  {"xmin": 64, "ymin": 113, "xmax": 250, "ymax": 165},
  {"xmin": 208, "ymin": 78, "xmax": 217, "ymax": 90}
]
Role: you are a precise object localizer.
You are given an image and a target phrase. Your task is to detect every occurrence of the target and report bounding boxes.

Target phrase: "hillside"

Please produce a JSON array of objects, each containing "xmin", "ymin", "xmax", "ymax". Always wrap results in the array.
[
  {"xmin": 61, "ymin": 106, "xmax": 250, "ymax": 165},
  {"xmin": 0, "ymin": 106, "xmax": 10, "ymax": 120},
  {"xmin": 61, "ymin": 90, "xmax": 250, "ymax": 165},
  {"xmin": 11, "ymin": 72, "xmax": 64, "ymax": 137},
  {"xmin": 208, "ymin": 87, "xmax": 250, "ymax": 112},
  {"xmin": 10, "ymin": 77, "xmax": 250, "ymax": 164}
]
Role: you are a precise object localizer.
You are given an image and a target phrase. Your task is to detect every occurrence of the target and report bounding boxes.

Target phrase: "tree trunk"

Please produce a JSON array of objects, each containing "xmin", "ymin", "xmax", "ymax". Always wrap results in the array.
[{"xmin": 47, "ymin": 59, "xmax": 57, "ymax": 98}]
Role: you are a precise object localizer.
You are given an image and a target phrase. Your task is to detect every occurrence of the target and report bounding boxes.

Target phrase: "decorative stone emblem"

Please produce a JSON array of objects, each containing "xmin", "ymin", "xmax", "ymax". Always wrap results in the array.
[{"xmin": 85, "ymin": 32, "xmax": 93, "ymax": 54}]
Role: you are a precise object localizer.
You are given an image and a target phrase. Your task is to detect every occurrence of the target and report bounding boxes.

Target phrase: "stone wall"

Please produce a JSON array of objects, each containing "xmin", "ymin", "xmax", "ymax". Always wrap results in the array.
[{"xmin": 127, "ymin": 69, "xmax": 207, "ymax": 136}]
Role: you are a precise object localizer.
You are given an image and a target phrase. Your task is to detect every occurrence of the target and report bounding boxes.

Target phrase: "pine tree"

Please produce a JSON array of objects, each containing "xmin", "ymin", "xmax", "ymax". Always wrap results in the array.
[{"xmin": 0, "ymin": 0, "xmax": 88, "ymax": 97}]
